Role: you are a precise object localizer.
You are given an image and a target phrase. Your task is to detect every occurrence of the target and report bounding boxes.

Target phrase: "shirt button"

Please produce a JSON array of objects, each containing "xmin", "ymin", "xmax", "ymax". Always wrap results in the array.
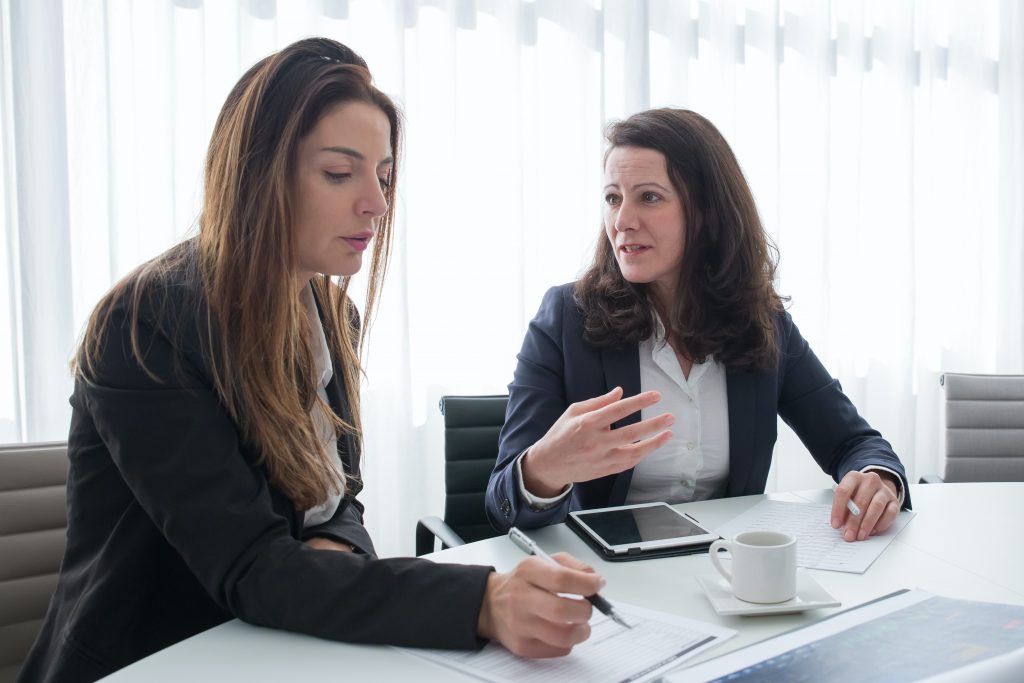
[{"xmin": 686, "ymin": 441, "xmax": 696, "ymax": 450}]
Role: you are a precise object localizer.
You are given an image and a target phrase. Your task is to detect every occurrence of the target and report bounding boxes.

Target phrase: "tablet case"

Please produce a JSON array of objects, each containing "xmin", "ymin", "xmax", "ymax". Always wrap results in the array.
[{"xmin": 566, "ymin": 513, "xmax": 719, "ymax": 562}]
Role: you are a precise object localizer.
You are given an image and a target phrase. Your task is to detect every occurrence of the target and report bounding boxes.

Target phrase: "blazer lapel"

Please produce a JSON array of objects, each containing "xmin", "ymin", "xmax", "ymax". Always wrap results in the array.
[
  {"xmin": 310, "ymin": 287, "xmax": 363, "ymax": 498},
  {"xmin": 601, "ymin": 345, "xmax": 641, "ymax": 506},
  {"xmin": 726, "ymin": 368, "xmax": 757, "ymax": 496}
]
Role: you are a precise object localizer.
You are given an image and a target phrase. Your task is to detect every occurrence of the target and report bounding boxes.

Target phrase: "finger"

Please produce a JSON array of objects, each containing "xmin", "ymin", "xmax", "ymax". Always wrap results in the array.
[
  {"xmin": 567, "ymin": 386, "xmax": 624, "ymax": 415},
  {"xmin": 855, "ymin": 494, "xmax": 888, "ymax": 540},
  {"xmin": 604, "ymin": 430, "xmax": 673, "ymax": 472},
  {"xmin": 507, "ymin": 636, "xmax": 573, "ymax": 659},
  {"xmin": 550, "ymin": 552, "xmax": 598, "ymax": 575},
  {"xmin": 608, "ymin": 412, "xmax": 676, "ymax": 445},
  {"xmin": 525, "ymin": 617, "xmax": 591, "ymax": 651},
  {"xmin": 871, "ymin": 500, "xmax": 900, "ymax": 536},
  {"xmin": 589, "ymin": 390, "xmax": 663, "ymax": 427},
  {"xmin": 528, "ymin": 560, "xmax": 605, "ymax": 598},
  {"xmin": 830, "ymin": 479, "xmax": 857, "ymax": 529}
]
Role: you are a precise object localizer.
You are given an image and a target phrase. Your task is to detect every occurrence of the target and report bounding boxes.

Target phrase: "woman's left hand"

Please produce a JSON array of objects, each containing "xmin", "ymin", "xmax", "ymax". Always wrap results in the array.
[
  {"xmin": 304, "ymin": 537, "xmax": 354, "ymax": 552},
  {"xmin": 831, "ymin": 470, "xmax": 900, "ymax": 542}
]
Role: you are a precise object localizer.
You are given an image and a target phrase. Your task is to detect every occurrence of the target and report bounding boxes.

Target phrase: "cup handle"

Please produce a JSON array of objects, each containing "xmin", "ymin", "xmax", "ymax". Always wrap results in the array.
[{"xmin": 709, "ymin": 539, "xmax": 732, "ymax": 583}]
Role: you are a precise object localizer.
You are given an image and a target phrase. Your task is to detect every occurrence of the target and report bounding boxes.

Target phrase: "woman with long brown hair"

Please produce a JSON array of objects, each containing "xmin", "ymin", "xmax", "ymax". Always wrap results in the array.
[
  {"xmin": 20, "ymin": 38, "xmax": 600, "ymax": 683},
  {"xmin": 487, "ymin": 108, "xmax": 910, "ymax": 541}
]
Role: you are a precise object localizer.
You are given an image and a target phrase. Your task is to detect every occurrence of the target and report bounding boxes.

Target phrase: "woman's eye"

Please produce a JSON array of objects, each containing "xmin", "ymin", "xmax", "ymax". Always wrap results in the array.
[
  {"xmin": 378, "ymin": 177, "xmax": 391, "ymax": 191},
  {"xmin": 325, "ymin": 171, "xmax": 351, "ymax": 183},
  {"xmin": 605, "ymin": 193, "xmax": 621, "ymax": 206},
  {"xmin": 642, "ymin": 191, "xmax": 660, "ymax": 203}
]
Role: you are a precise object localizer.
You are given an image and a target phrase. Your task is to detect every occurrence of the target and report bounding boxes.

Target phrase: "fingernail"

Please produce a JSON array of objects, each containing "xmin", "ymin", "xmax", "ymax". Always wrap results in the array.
[
  {"xmin": 858, "ymin": 530, "xmax": 867, "ymax": 541},
  {"xmin": 598, "ymin": 577, "xmax": 607, "ymax": 590},
  {"xmin": 831, "ymin": 518, "xmax": 840, "ymax": 529}
]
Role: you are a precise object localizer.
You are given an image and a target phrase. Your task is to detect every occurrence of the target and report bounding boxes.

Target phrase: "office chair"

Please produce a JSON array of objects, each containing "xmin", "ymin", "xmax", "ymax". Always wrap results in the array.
[
  {"xmin": 415, "ymin": 395, "xmax": 508, "ymax": 556},
  {"xmin": 919, "ymin": 373, "xmax": 1024, "ymax": 483},
  {"xmin": 0, "ymin": 442, "xmax": 68, "ymax": 683}
]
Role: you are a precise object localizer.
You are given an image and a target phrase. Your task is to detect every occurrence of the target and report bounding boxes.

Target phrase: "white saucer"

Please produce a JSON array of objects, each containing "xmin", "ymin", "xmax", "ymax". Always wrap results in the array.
[{"xmin": 695, "ymin": 568, "xmax": 840, "ymax": 616}]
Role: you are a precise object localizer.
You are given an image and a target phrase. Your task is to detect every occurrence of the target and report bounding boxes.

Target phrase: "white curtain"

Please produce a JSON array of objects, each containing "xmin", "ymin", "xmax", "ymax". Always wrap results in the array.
[{"xmin": 1, "ymin": 0, "xmax": 1020, "ymax": 557}]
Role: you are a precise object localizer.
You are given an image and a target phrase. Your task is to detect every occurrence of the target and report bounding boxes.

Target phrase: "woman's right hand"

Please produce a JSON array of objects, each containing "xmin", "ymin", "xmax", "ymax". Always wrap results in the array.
[
  {"xmin": 476, "ymin": 553, "xmax": 604, "ymax": 658},
  {"xmin": 521, "ymin": 387, "xmax": 674, "ymax": 497}
]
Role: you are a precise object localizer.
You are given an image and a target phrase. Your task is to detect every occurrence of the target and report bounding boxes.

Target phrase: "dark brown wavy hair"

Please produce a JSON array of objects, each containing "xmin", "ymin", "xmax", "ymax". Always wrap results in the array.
[
  {"xmin": 77, "ymin": 38, "xmax": 400, "ymax": 508},
  {"xmin": 575, "ymin": 108, "xmax": 786, "ymax": 370}
]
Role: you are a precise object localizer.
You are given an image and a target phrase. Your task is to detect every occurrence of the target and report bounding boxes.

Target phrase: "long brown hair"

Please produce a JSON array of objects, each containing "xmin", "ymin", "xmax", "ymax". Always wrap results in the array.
[
  {"xmin": 77, "ymin": 38, "xmax": 400, "ymax": 508},
  {"xmin": 575, "ymin": 108, "xmax": 785, "ymax": 370}
]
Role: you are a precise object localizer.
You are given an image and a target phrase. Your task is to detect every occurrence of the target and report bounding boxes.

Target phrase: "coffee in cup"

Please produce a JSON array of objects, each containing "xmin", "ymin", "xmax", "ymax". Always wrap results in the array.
[{"xmin": 709, "ymin": 530, "xmax": 797, "ymax": 604}]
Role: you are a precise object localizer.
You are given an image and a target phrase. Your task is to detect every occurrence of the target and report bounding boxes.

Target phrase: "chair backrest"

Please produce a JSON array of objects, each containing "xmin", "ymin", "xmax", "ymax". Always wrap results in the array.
[
  {"xmin": 438, "ymin": 395, "xmax": 508, "ymax": 546},
  {"xmin": 942, "ymin": 373, "xmax": 1024, "ymax": 482},
  {"xmin": 0, "ymin": 442, "xmax": 68, "ymax": 683}
]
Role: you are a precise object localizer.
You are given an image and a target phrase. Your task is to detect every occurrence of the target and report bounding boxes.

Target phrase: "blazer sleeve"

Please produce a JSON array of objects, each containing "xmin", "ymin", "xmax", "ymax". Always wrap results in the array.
[
  {"xmin": 486, "ymin": 286, "xmax": 578, "ymax": 531},
  {"xmin": 300, "ymin": 498, "xmax": 376, "ymax": 557},
  {"xmin": 775, "ymin": 313, "xmax": 912, "ymax": 509},
  {"xmin": 85, "ymin": 305, "xmax": 493, "ymax": 649}
]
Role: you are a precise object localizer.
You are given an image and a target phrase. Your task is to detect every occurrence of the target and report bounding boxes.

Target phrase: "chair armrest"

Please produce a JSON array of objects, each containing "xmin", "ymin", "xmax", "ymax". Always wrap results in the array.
[
  {"xmin": 918, "ymin": 474, "xmax": 945, "ymax": 484},
  {"xmin": 415, "ymin": 515, "xmax": 467, "ymax": 556}
]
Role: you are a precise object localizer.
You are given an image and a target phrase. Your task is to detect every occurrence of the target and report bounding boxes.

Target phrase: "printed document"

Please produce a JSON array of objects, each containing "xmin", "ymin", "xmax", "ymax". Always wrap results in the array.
[
  {"xmin": 714, "ymin": 500, "xmax": 915, "ymax": 573},
  {"xmin": 404, "ymin": 602, "xmax": 735, "ymax": 683},
  {"xmin": 666, "ymin": 589, "xmax": 1024, "ymax": 683}
]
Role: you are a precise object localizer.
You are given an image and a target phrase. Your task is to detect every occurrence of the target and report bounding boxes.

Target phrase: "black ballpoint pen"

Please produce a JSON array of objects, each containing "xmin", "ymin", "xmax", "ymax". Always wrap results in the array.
[{"xmin": 508, "ymin": 527, "xmax": 633, "ymax": 629}]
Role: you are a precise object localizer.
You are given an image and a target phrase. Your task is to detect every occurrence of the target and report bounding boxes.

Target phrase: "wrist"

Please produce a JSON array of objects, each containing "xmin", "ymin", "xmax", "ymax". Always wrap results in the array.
[
  {"xmin": 476, "ymin": 572, "xmax": 500, "ymax": 640},
  {"xmin": 521, "ymin": 446, "xmax": 566, "ymax": 498}
]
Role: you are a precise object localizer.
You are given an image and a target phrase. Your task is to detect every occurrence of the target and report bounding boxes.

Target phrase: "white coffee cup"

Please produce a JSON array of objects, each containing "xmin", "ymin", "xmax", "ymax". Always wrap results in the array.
[{"xmin": 709, "ymin": 530, "xmax": 797, "ymax": 604}]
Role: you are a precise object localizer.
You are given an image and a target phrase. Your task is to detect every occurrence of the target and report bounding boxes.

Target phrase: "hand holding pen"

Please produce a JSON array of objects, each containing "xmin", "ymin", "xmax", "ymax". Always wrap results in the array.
[
  {"xmin": 831, "ymin": 470, "xmax": 901, "ymax": 542},
  {"xmin": 476, "ymin": 535, "xmax": 607, "ymax": 658},
  {"xmin": 509, "ymin": 527, "xmax": 632, "ymax": 629}
]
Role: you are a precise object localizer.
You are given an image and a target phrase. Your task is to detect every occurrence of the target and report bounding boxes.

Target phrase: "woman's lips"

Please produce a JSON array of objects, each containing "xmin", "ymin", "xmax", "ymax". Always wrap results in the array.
[
  {"xmin": 342, "ymin": 235, "xmax": 372, "ymax": 252},
  {"xmin": 619, "ymin": 244, "xmax": 650, "ymax": 256}
]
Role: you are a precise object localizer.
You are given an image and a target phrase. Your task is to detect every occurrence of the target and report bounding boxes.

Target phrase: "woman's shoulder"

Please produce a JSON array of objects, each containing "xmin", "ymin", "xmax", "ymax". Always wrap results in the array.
[{"xmin": 107, "ymin": 241, "xmax": 203, "ymax": 320}]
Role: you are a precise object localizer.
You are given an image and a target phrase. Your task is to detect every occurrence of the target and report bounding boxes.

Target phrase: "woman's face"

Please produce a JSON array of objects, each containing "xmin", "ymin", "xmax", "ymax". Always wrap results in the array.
[
  {"xmin": 603, "ymin": 146, "xmax": 686, "ymax": 302},
  {"xmin": 293, "ymin": 100, "xmax": 393, "ymax": 283}
]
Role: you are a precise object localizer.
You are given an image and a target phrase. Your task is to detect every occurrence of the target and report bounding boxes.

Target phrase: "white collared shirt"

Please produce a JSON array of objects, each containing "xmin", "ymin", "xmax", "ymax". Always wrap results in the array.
[
  {"xmin": 300, "ymin": 284, "xmax": 345, "ymax": 528},
  {"xmin": 624, "ymin": 317, "xmax": 730, "ymax": 504}
]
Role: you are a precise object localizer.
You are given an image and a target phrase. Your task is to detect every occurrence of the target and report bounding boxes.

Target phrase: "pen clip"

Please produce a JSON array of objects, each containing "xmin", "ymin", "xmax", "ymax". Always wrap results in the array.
[{"xmin": 508, "ymin": 527, "xmax": 534, "ymax": 556}]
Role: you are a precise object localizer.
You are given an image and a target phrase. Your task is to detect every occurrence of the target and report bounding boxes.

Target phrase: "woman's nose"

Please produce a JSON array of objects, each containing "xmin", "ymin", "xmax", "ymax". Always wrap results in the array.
[
  {"xmin": 613, "ymin": 202, "xmax": 637, "ymax": 232},
  {"xmin": 358, "ymin": 180, "xmax": 388, "ymax": 218}
]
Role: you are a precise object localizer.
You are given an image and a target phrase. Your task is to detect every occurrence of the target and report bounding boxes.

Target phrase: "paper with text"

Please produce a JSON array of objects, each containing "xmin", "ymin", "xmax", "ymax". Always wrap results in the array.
[
  {"xmin": 714, "ymin": 500, "xmax": 915, "ymax": 573},
  {"xmin": 404, "ymin": 602, "xmax": 735, "ymax": 683}
]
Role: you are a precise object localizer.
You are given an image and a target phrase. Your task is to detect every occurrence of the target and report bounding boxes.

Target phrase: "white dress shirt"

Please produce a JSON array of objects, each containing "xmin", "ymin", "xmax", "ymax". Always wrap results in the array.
[
  {"xmin": 624, "ymin": 317, "xmax": 729, "ymax": 504},
  {"xmin": 300, "ymin": 284, "xmax": 345, "ymax": 528}
]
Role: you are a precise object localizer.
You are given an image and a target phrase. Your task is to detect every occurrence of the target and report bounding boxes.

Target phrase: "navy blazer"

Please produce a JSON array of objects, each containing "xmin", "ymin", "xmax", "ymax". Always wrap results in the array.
[
  {"xmin": 486, "ymin": 284, "xmax": 911, "ymax": 531},
  {"xmin": 20, "ymin": 245, "xmax": 491, "ymax": 683}
]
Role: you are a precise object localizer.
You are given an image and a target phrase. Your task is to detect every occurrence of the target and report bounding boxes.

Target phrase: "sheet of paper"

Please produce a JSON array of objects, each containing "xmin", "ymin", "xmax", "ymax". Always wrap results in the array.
[
  {"xmin": 713, "ymin": 500, "xmax": 915, "ymax": 573},
  {"xmin": 404, "ymin": 602, "xmax": 735, "ymax": 683},
  {"xmin": 666, "ymin": 589, "xmax": 1024, "ymax": 683}
]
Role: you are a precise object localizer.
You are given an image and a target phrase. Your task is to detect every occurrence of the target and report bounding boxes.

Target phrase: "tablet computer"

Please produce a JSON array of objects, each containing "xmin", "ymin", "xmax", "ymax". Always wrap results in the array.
[{"xmin": 568, "ymin": 502, "xmax": 718, "ymax": 556}]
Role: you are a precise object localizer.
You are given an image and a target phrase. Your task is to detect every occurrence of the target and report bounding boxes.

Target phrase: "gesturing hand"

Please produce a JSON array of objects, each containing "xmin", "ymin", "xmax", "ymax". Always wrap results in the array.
[
  {"xmin": 476, "ymin": 552, "xmax": 603, "ymax": 658},
  {"xmin": 521, "ymin": 386, "xmax": 675, "ymax": 497}
]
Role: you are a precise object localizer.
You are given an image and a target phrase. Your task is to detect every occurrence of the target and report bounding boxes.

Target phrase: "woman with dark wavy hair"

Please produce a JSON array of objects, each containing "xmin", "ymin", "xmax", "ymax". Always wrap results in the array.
[
  {"xmin": 486, "ymin": 108, "xmax": 910, "ymax": 541},
  {"xmin": 20, "ymin": 38, "xmax": 601, "ymax": 683}
]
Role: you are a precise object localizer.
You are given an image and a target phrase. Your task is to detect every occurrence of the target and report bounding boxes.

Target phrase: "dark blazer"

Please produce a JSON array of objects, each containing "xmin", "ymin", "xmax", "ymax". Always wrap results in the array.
[
  {"xmin": 20, "ymin": 247, "xmax": 491, "ymax": 683},
  {"xmin": 486, "ymin": 284, "xmax": 911, "ymax": 531}
]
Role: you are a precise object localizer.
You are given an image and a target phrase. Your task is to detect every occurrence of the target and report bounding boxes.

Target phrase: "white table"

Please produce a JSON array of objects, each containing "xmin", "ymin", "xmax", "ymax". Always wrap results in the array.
[{"xmin": 104, "ymin": 483, "xmax": 1024, "ymax": 681}]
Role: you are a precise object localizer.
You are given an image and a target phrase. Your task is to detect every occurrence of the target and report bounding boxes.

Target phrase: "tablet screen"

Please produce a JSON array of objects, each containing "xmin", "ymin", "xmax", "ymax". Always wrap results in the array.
[{"xmin": 577, "ymin": 505, "xmax": 709, "ymax": 546}]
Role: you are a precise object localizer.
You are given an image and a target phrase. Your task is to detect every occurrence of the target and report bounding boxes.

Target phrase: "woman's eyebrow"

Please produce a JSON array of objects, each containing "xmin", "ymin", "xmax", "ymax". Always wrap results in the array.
[{"xmin": 321, "ymin": 146, "xmax": 393, "ymax": 166}]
